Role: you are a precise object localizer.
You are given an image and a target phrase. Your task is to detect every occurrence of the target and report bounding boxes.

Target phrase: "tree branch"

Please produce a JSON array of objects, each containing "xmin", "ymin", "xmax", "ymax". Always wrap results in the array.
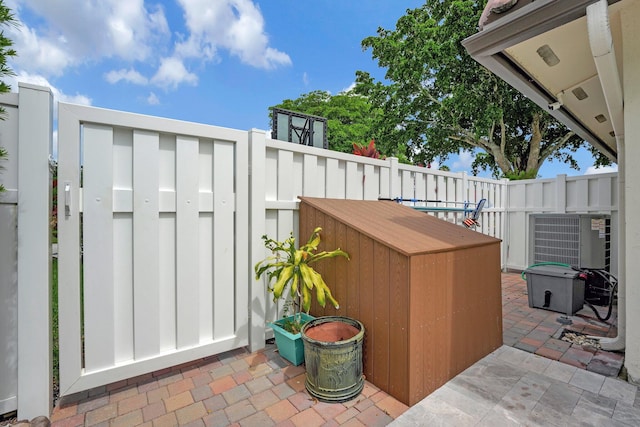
[{"xmin": 539, "ymin": 131, "xmax": 576, "ymax": 163}]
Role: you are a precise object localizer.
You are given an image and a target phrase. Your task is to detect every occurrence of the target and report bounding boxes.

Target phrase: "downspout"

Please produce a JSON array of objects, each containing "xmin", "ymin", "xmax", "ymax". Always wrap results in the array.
[{"xmin": 587, "ymin": 0, "xmax": 625, "ymax": 351}]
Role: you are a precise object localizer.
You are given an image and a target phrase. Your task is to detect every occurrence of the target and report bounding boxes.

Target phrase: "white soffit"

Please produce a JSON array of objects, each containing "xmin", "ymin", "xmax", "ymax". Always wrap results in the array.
[{"xmin": 502, "ymin": 1, "xmax": 625, "ymax": 153}]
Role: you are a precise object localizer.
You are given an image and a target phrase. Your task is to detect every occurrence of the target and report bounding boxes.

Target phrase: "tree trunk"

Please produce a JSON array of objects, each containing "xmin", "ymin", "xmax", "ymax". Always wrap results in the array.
[
  {"xmin": 491, "ymin": 119, "xmax": 513, "ymax": 176},
  {"xmin": 526, "ymin": 114, "xmax": 542, "ymax": 175}
]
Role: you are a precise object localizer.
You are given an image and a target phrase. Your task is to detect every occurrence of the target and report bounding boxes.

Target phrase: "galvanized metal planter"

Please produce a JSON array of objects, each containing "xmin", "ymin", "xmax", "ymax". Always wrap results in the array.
[{"xmin": 301, "ymin": 316, "xmax": 365, "ymax": 403}]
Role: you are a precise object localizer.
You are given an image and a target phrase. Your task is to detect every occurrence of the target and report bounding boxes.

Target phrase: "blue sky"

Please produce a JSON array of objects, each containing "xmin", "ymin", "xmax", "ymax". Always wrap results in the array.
[{"xmin": 6, "ymin": 0, "xmax": 616, "ymax": 178}]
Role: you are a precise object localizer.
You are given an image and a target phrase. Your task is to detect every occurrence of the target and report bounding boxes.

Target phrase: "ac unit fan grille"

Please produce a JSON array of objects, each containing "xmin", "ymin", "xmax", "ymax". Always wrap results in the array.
[{"xmin": 533, "ymin": 216, "xmax": 580, "ymax": 267}]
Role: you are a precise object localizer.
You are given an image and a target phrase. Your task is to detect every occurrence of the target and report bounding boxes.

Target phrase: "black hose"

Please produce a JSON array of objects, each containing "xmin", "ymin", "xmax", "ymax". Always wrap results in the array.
[
  {"xmin": 583, "ymin": 269, "xmax": 618, "ymax": 323},
  {"xmin": 522, "ymin": 263, "xmax": 618, "ymax": 324}
]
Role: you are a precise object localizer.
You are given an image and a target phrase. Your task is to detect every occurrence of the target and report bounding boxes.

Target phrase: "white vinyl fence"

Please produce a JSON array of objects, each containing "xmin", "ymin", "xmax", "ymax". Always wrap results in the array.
[
  {"xmin": 0, "ymin": 88, "xmax": 19, "ymax": 417},
  {"xmin": 261, "ymin": 139, "xmax": 509, "ymax": 324},
  {"xmin": 504, "ymin": 173, "xmax": 619, "ymax": 272},
  {"xmin": 57, "ymin": 103, "xmax": 252, "ymax": 396},
  {"xmin": 1, "ymin": 84, "xmax": 619, "ymax": 420},
  {"xmin": 0, "ymin": 84, "xmax": 52, "ymax": 419}
]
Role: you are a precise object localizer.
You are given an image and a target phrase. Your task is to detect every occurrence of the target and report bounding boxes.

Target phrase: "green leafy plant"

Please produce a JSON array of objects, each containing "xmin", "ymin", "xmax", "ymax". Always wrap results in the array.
[
  {"xmin": 255, "ymin": 227, "xmax": 349, "ymax": 333},
  {"xmin": 503, "ymin": 169, "xmax": 538, "ymax": 180}
]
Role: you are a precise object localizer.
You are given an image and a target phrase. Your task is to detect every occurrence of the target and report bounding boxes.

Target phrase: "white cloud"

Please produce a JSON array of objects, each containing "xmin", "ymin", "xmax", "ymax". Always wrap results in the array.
[
  {"xmin": 11, "ymin": 71, "xmax": 92, "ymax": 106},
  {"xmin": 7, "ymin": 0, "xmax": 289, "ymax": 93},
  {"xmin": 105, "ymin": 68, "xmax": 149, "ymax": 85},
  {"xmin": 8, "ymin": 24, "xmax": 73, "ymax": 76},
  {"xmin": 176, "ymin": 0, "xmax": 291, "ymax": 69},
  {"xmin": 10, "ymin": 71, "xmax": 90, "ymax": 160},
  {"xmin": 584, "ymin": 164, "xmax": 618, "ymax": 175},
  {"xmin": 151, "ymin": 57, "xmax": 198, "ymax": 89},
  {"xmin": 452, "ymin": 150, "xmax": 474, "ymax": 171},
  {"xmin": 343, "ymin": 82, "xmax": 356, "ymax": 93},
  {"xmin": 146, "ymin": 92, "xmax": 160, "ymax": 105},
  {"xmin": 9, "ymin": 0, "xmax": 169, "ymax": 77}
]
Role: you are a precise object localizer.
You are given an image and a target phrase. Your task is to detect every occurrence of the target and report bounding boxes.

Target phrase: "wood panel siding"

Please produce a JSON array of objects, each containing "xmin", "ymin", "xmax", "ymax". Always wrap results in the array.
[{"xmin": 299, "ymin": 197, "xmax": 502, "ymax": 406}]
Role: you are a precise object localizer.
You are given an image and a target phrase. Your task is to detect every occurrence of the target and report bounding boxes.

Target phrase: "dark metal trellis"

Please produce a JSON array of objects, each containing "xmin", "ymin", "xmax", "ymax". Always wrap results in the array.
[{"xmin": 271, "ymin": 108, "xmax": 328, "ymax": 149}]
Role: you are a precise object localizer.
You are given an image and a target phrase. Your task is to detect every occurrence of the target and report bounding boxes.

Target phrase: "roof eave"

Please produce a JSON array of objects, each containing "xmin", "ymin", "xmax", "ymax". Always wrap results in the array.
[{"xmin": 462, "ymin": 0, "xmax": 619, "ymax": 162}]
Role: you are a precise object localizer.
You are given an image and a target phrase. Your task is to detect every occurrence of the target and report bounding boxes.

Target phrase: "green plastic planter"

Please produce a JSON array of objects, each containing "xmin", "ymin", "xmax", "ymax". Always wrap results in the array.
[
  {"xmin": 269, "ymin": 313, "xmax": 315, "ymax": 366},
  {"xmin": 301, "ymin": 316, "xmax": 365, "ymax": 403}
]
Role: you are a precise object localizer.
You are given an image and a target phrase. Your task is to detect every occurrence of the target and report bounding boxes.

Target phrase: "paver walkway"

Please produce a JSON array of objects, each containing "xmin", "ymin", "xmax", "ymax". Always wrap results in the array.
[
  {"xmin": 390, "ymin": 345, "xmax": 640, "ymax": 426},
  {"xmin": 49, "ymin": 344, "xmax": 408, "ymax": 427},
  {"xmin": 501, "ymin": 272, "xmax": 623, "ymax": 376},
  {"xmin": 46, "ymin": 272, "xmax": 629, "ymax": 426}
]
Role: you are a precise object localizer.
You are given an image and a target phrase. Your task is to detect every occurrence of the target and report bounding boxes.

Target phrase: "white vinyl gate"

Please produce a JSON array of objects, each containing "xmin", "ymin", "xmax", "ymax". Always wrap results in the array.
[{"xmin": 57, "ymin": 103, "xmax": 251, "ymax": 396}]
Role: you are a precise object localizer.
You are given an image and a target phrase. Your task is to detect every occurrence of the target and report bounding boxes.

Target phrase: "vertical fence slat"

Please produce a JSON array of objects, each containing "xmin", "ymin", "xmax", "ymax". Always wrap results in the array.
[
  {"xmin": 363, "ymin": 164, "xmax": 378, "ymax": 200},
  {"xmin": 133, "ymin": 130, "xmax": 161, "ymax": 358},
  {"xmin": 388, "ymin": 158, "xmax": 399, "ymax": 198},
  {"xmin": 556, "ymin": 174, "xmax": 567, "ymax": 213},
  {"xmin": 198, "ymin": 140, "xmax": 214, "ymax": 343},
  {"xmin": 345, "ymin": 161, "xmax": 361, "ymax": 199},
  {"xmin": 426, "ymin": 174, "xmax": 437, "ymax": 202},
  {"xmin": 265, "ymin": 149, "xmax": 278, "ymax": 201},
  {"xmin": 446, "ymin": 177, "xmax": 457, "ymax": 222},
  {"xmin": 249, "ymin": 130, "xmax": 266, "ymax": 351},
  {"xmin": 401, "ymin": 170, "xmax": 413, "ymax": 201},
  {"xmin": 83, "ymin": 124, "xmax": 116, "ymax": 372},
  {"xmin": 213, "ymin": 141, "xmax": 236, "ymax": 339},
  {"xmin": 303, "ymin": 154, "xmax": 320, "ymax": 197},
  {"xmin": 199, "ymin": 211, "xmax": 214, "ymax": 339},
  {"xmin": 415, "ymin": 172, "xmax": 426, "ymax": 203},
  {"xmin": 0, "ymin": 92, "xmax": 18, "ymax": 415},
  {"xmin": 264, "ymin": 211, "xmax": 279, "ymax": 324},
  {"xmin": 575, "ymin": 178, "xmax": 589, "ymax": 212},
  {"xmin": 278, "ymin": 149, "xmax": 295, "ymax": 201},
  {"xmin": 58, "ymin": 103, "xmax": 82, "ymax": 397},
  {"xmin": 176, "ymin": 136, "xmax": 200, "ymax": 347},
  {"xmin": 158, "ymin": 136, "xmax": 176, "ymax": 351},
  {"xmin": 598, "ymin": 175, "xmax": 613, "ymax": 211},
  {"xmin": 235, "ymin": 133, "xmax": 250, "ymax": 348},
  {"xmin": 113, "ymin": 129, "xmax": 134, "ymax": 363},
  {"xmin": 113, "ymin": 214, "xmax": 134, "ymax": 361},
  {"xmin": 326, "ymin": 158, "xmax": 344, "ymax": 198}
]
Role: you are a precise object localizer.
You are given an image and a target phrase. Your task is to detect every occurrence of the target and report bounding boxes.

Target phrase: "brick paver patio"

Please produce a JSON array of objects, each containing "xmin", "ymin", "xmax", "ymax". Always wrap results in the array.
[
  {"xmin": 50, "ymin": 342, "xmax": 408, "ymax": 427},
  {"xmin": 47, "ymin": 272, "xmax": 623, "ymax": 426},
  {"xmin": 501, "ymin": 271, "xmax": 623, "ymax": 376}
]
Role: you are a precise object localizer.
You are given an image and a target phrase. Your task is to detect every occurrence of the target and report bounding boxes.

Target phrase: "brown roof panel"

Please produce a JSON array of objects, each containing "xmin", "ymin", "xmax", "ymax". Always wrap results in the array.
[{"xmin": 299, "ymin": 197, "xmax": 501, "ymax": 256}]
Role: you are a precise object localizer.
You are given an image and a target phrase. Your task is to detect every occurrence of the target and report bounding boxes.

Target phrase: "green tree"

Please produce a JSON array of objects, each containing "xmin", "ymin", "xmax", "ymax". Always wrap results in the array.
[
  {"xmin": 0, "ymin": 0, "xmax": 17, "ymax": 193},
  {"xmin": 271, "ymin": 90, "xmax": 383, "ymax": 154},
  {"xmin": 354, "ymin": 0, "xmax": 609, "ymax": 178}
]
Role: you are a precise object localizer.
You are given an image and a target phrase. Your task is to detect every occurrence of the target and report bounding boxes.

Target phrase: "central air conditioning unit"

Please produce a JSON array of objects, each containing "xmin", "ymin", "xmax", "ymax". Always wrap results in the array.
[{"xmin": 529, "ymin": 214, "xmax": 610, "ymax": 270}]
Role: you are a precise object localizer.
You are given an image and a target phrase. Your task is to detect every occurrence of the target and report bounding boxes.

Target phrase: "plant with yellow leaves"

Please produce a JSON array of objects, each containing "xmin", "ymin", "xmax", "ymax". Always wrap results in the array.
[{"xmin": 255, "ymin": 227, "xmax": 349, "ymax": 333}]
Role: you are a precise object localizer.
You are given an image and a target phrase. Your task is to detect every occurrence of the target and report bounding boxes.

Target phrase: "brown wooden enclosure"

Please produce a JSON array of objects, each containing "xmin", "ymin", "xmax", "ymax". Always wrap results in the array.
[{"xmin": 299, "ymin": 197, "xmax": 503, "ymax": 406}]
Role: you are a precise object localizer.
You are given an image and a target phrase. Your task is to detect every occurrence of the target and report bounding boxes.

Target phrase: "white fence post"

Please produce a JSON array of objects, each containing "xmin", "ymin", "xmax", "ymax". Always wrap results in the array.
[
  {"xmin": 17, "ymin": 83, "xmax": 52, "ymax": 418},
  {"xmin": 461, "ymin": 171, "xmax": 468, "ymax": 201},
  {"xmin": 249, "ymin": 129, "xmax": 266, "ymax": 353},
  {"xmin": 501, "ymin": 178, "xmax": 510, "ymax": 271},
  {"xmin": 388, "ymin": 157, "xmax": 399, "ymax": 198},
  {"xmin": 0, "ymin": 90, "xmax": 18, "ymax": 417},
  {"xmin": 555, "ymin": 174, "xmax": 567, "ymax": 213}
]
